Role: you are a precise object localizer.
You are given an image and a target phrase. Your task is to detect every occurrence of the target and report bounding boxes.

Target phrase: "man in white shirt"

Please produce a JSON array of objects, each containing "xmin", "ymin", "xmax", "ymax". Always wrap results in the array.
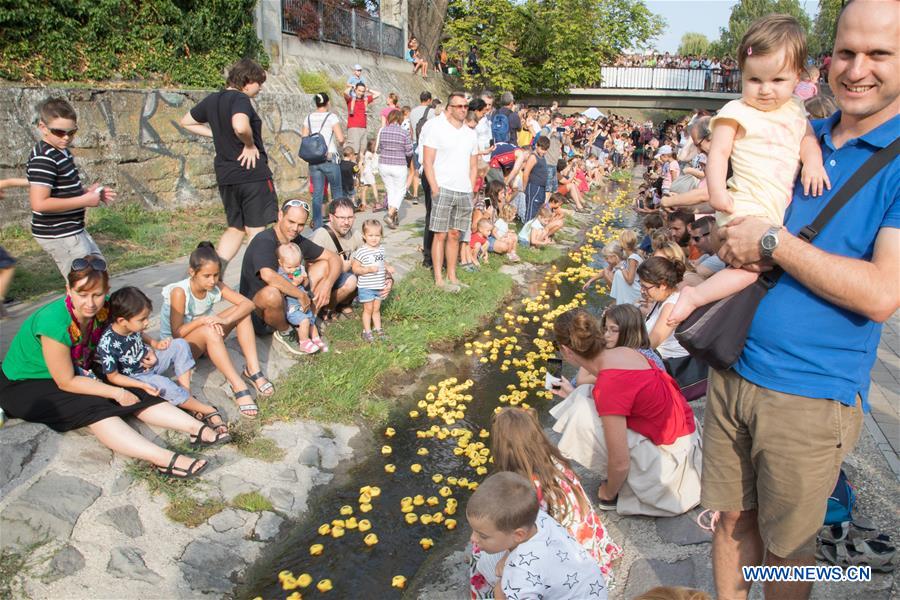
[{"xmin": 422, "ymin": 92, "xmax": 478, "ymax": 293}]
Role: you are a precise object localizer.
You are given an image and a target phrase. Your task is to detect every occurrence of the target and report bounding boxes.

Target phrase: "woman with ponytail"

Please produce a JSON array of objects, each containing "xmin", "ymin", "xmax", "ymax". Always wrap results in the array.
[
  {"xmin": 549, "ymin": 307, "xmax": 702, "ymax": 516},
  {"xmin": 302, "ymin": 92, "xmax": 346, "ymax": 229}
]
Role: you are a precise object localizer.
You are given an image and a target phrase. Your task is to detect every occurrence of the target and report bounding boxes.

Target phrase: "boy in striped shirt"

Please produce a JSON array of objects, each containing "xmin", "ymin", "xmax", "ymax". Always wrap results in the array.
[
  {"xmin": 26, "ymin": 98, "xmax": 115, "ymax": 276},
  {"xmin": 351, "ymin": 220, "xmax": 392, "ymax": 343}
]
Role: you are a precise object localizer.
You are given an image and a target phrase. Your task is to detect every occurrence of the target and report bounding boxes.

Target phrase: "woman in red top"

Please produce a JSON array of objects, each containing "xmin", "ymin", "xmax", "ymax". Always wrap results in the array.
[{"xmin": 549, "ymin": 308, "xmax": 702, "ymax": 516}]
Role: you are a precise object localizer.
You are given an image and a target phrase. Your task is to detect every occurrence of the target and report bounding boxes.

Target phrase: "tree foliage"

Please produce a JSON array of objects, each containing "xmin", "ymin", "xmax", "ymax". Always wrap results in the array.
[
  {"xmin": 708, "ymin": 0, "xmax": 811, "ymax": 58},
  {"xmin": 678, "ymin": 32, "xmax": 710, "ymax": 57},
  {"xmin": 809, "ymin": 0, "xmax": 841, "ymax": 58},
  {"xmin": 0, "ymin": 0, "xmax": 267, "ymax": 86},
  {"xmin": 444, "ymin": 0, "xmax": 665, "ymax": 94}
]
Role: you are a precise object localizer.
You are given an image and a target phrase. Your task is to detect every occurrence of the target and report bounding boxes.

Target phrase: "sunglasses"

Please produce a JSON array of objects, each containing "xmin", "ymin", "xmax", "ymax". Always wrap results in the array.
[
  {"xmin": 71, "ymin": 256, "xmax": 107, "ymax": 273},
  {"xmin": 281, "ymin": 199, "xmax": 311, "ymax": 213},
  {"xmin": 449, "ymin": 104, "xmax": 469, "ymax": 109},
  {"xmin": 49, "ymin": 127, "xmax": 78, "ymax": 138},
  {"xmin": 691, "ymin": 231, "xmax": 710, "ymax": 242}
]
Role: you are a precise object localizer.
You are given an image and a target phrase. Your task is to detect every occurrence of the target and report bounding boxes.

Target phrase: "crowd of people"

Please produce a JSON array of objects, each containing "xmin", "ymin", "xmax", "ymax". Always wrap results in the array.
[{"xmin": 0, "ymin": 2, "xmax": 898, "ymax": 599}]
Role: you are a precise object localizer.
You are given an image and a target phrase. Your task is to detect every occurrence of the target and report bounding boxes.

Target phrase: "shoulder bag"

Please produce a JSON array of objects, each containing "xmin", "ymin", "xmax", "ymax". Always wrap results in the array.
[
  {"xmin": 647, "ymin": 301, "xmax": 709, "ymax": 402},
  {"xmin": 674, "ymin": 137, "xmax": 900, "ymax": 371},
  {"xmin": 299, "ymin": 113, "xmax": 333, "ymax": 165}
]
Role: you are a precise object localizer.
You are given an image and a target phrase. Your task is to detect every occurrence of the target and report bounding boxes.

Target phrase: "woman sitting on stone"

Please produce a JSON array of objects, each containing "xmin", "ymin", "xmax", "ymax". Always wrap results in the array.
[
  {"xmin": 0, "ymin": 257, "xmax": 218, "ymax": 478},
  {"xmin": 549, "ymin": 307, "xmax": 702, "ymax": 516}
]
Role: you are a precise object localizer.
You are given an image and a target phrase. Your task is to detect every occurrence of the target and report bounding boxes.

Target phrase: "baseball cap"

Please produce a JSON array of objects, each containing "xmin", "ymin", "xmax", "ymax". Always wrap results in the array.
[
  {"xmin": 655, "ymin": 145, "xmax": 673, "ymax": 158},
  {"xmin": 353, "ymin": 64, "xmax": 363, "ymax": 71}
]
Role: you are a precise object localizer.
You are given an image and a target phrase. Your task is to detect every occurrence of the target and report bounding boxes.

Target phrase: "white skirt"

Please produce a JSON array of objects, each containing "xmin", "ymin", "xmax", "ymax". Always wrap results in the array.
[{"xmin": 550, "ymin": 384, "xmax": 703, "ymax": 517}]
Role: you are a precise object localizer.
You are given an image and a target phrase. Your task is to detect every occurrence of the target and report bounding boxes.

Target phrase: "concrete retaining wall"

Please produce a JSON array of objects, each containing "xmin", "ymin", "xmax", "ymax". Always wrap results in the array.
[{"xmin": 0, "ymin": 47, "xmax": 454, "ymax": 225}]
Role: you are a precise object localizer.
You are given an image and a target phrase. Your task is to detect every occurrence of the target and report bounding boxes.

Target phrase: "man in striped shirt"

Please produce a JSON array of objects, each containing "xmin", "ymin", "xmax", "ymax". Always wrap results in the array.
[{"xmin": 26, "ymin": 98, "xmax": 115, "ymax": 276}]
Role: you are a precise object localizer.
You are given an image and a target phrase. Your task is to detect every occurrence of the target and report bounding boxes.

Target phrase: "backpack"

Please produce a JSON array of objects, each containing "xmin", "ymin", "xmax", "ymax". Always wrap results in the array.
[
  {"xmin": 489, "ymin": 142, "xmax": 518, "ymax": 171},
  {"xmin": 492, "ymin": 111, "xmax": 510, "ymax": 144},
  {"xmin": 299, "ymin": 113, "xmax": 332, "ymax": 165},
  {"xmin": 414, "ymin": 107, "xmax": 431, "ymax": 142},
  {"xmin": 824, "ymin": 469, "xmax": 856, "ymax": 525}
]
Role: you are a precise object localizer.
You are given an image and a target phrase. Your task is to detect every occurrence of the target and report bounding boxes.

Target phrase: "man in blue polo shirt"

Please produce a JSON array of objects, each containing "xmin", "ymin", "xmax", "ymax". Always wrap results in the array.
[{"xmin": 703, "ymin": 2, "xmax": 900, "ymax": 599}]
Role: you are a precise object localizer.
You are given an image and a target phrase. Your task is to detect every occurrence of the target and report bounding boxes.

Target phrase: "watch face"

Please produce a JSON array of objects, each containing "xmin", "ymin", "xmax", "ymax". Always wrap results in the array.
[{"xmin": 762, "ymin": 233, "xmax": 778, "ymax": 251}]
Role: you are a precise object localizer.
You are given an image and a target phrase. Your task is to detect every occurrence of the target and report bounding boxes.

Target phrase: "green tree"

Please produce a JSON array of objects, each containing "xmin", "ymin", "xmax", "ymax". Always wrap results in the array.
[
  {"xmin": 444, "ymin": 0, "xmax": 664, "ymax": 94},
  {"xmin": 809, "ymin": 0, "xmax": 841, "ymax": 58},
  {"xmin": 678, "ymin": 32, "xmax": 710, "ymax": 57},
  {"xmin": 709, "ymin": 0, "xmax": 811, "ymax": 59}
]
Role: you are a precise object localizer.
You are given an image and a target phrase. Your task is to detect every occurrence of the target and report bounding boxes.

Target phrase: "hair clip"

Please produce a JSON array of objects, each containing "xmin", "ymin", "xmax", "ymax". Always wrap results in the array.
[{"xmin": 747, "ymin": 46, "xmax": 753, "ymax": 56}]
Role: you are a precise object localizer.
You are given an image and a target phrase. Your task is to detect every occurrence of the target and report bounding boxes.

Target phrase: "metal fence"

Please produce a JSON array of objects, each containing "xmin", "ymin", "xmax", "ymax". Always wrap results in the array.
[
  {"xmin": 282, "ymin": 0, "xmax": 404, "ymax": 59},
  {"xmin": 598, "ymin": 67, "xmax": 742, "ymax": 93}
]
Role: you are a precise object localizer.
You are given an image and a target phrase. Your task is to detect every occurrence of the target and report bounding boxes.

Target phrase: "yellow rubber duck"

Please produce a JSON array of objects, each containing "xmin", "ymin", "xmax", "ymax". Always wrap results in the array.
[
  {"xmin": 339, "ymin": 505, "xmax": 353, "ymax": 516},
  {"xmin": 330, "ymin": 526, "xmax": 345, "ymax": 538},
  {"xmin": 358, "ymin": 519, "xmax": 372, "ymax": 532},
  {"xmin": 404, "ymin": 512, "xmax": 419, "ymax": 524},
  {"xmin": 384, "ymin": 427, "xmax": 396, "ymax": 437},
  {"xmin": 364, "ymin": 533, "xmax": 379, "ymax": 546},
  {"xmin": 392, "ymin": 575, "xmax": 407, "ymax": 589},
  {"xmin": 317, "ymin": 524, "xmax": 331, "ymax": 536},
  {"xmin": 316, "ymin": 579, "xmax": 333, "ymax": 592},
  {"xmin": 359, "ymin": 503, "xmax": 373, "ymax": 513},
  {"xmin": 445, "ymin": 518, "xmax": 458, "ymax": 530},
  {"xmin": 410, "ymin": 463, "xmax": 423, "ymax": 473},
  {"xmin": 384, "ymin": 463, "xmax": 396, "ymax": 473},
  {"xmin": 381, "ymin": 445, "xmax": 392, "ymax": 455},
  {"xmin": 413, "ymin": 495, "xmax": 425, "ymax": 506},
  {"xmin": 309, "ymin": 543, "xmax": 324, "ymax": 556},
  {"xmin": 420, "ymin": 538, "xmax": 434, "ymax": 550}
]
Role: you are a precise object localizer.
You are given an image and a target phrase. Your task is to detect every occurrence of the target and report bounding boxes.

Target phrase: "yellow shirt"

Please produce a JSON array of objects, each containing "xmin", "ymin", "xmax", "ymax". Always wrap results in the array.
[{"xmin": 711, "ymin": 98, "xmax": 808, "ymax": 226}]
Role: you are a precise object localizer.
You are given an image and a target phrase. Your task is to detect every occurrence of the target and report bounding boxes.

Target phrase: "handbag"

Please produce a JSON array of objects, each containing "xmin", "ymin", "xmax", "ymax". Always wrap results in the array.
[
  {"xmin": 647, "ymin": 301, "xmax": 709, "ymax": 401},
  {"xmin": 674, "ymin": 137, "xmax": 900, "ymax": 371},
  {"xmin": 299, "ymin": 113, "xmax": 332, "ymax": 165},
  {"xmin": 372, "ymin": 127, "xmax": 384, "ymax": 175}
]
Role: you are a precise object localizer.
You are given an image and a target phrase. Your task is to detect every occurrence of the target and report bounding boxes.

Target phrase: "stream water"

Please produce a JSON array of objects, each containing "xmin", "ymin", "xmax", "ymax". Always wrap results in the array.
[{"xmin": 238, "ymin": 189, "xmax": 631, "ymax": 600}]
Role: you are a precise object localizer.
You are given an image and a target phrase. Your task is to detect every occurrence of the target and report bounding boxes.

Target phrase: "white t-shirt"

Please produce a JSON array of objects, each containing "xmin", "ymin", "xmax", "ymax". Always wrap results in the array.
[
  {"xmin": 645, "ymin": 292, "xmax": 689, "ymax": 359},
  {"xmin": 518, "ymin": 218, "xmax": 544, "ymax": 242},
  {"xmin": 305, "ymin": 111, "xmax": 341, "ymax": 157},
  {"xmin": 422, "ymin": 114, "xmax": 478, "ymax": 193},
  {"xmin": 475, "ymin": 115, "xmax": 493, "ymax": 162},
  {"xmin": 493, "ymin": 218, "xmax": 509, "ymax": 238},
  {"xmin": 351, "ymin": 244, "xmax": 386, "ymax": 290},
  {"xmin": 501, "ymin": 510, "xmax": 608, "ymax": 600}
]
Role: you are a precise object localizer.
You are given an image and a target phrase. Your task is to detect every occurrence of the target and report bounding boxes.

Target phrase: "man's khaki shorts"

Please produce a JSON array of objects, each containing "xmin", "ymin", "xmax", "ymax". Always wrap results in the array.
[
  {"xmin": 346, "ymin": 127, "xmax": 367, "ymax": 156},
  {"xmin": 701, "ymin": 368, "xmax": 863, "ymax": 558}
]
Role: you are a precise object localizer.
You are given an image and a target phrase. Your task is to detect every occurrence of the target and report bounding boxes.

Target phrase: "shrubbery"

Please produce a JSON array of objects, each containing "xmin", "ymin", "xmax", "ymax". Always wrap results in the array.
[{"xmin": 0, "ymin": 0, "xmax": 268, "ymax": 87}]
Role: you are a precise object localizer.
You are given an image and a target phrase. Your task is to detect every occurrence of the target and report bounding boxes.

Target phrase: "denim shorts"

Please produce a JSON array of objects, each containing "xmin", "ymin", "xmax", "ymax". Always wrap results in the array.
[
  {"xmin": 358, "ymin": 287, "xmax": 382, "ymax": 303},
  {"xmin": 487, "ymin": 236, "xmax": 496, "ymax": 252},
  {"xmin": 333, "ymin": 270, "xmax": 354, "ymax": 290}
]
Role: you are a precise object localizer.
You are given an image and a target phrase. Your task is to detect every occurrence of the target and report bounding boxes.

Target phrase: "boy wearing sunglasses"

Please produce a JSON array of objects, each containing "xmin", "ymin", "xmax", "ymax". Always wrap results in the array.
[{"xmin": 26, "ymin": 97, "xmax": 115, "ymax": 276}]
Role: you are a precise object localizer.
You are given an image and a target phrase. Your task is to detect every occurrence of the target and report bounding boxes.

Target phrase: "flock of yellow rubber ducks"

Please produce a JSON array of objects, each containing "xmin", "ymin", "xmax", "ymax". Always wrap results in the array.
[{"xmin": 266, "ymin": 190, "xmax": 632, "ymax": 598}]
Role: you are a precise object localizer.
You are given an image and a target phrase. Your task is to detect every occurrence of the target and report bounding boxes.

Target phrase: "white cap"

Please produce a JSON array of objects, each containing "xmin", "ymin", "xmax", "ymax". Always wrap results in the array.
[
  {"xmin": 655, "ymin": 145, "xmax": 673, "ymax": 158},
  {"xmin": 353, "ymin": 64, "xmax": 363, "ymax": 71}
]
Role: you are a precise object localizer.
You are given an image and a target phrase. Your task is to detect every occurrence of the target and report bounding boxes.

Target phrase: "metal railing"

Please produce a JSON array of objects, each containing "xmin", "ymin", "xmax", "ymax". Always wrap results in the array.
[
  {"xmin": 598, "ymin": 66, "xmax": 742, "ymax": 93},
  {"xmin": 282, "ymin": 0, "xmax": 404, "ymax": 59}
]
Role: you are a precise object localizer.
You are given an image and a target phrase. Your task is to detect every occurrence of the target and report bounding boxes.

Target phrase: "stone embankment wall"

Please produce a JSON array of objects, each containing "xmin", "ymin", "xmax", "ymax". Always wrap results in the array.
[{"xmin": 0, "ymin": 51, "xmax": 455, "ymax": 225}]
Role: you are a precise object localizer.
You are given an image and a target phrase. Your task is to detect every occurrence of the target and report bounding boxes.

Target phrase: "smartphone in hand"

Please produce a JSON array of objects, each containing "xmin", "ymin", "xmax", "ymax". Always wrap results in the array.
[{"xmin": 545, "ymin": 357, "xmax": 564, "ymax": 391}]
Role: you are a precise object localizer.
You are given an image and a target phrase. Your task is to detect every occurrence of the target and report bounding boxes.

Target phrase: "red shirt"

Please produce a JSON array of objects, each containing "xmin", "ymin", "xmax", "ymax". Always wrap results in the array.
[
  {"xmin": 470, "ymin": 231, "xmax": 488, "ymax": 248},
  {"xmin": 345, "ymin": 94, "xmax": 374, "ymax": 129},
  {"xmin": 592, "ymin": 358, "xmax": 695, "ymax": 446}
]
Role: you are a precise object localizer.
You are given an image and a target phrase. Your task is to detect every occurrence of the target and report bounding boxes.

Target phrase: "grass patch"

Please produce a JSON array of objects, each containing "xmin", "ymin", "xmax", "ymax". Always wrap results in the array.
[
  {"xmin": 263, "ymin": 260, "xmax": 517, "ymax": 424},
  {"xmin": 0, "ymin": 541, "xmax": 47, "ymax": 598},
  {"xmin": 607, "ymin": 168, "xmax": 632, "ymax": 183},
  {"xmin": 297, "ymin": 70, "xmax": 345, "ymax": 96},
  {"xmin": 165, "ymin": 497, "xmax": 226, "ymax": 527},
  {"xmin": 235, "ymin": 434, "xmax": 286, "ymax": 463},
  {"xmin": 517, "ymin": 245, "xmax": 564, "ymax": 264},
  {"xmin": 124, "ymin": 460, "xmax": 203, "ymax": 499},
  {"xmin": 4, "ymin": 203, "xmax": 226, "ymax": 301},
  {"xmin": 232, "ymin": 491, "xmax": 274, "ymax": 513}
]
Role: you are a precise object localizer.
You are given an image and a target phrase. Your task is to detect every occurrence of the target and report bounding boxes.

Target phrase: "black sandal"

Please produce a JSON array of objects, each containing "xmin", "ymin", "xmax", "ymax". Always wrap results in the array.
[
  {"xmin": 232, "ymin": 387, "xmax": 259, "ymax": 419},
  {"xmin": 242, "ymin": 367, "xmax": 274, "ymax": 397},
  {"xmin": 157, "ymin": 453, "xmax": 208, "ymax": 479},
  {"xmin": 194, "ymin": 410, "xmax": 228, "ymax": 435},
  {"xmin": 190, "ymin": 423, "xmax": 232, "ymax": 448}
]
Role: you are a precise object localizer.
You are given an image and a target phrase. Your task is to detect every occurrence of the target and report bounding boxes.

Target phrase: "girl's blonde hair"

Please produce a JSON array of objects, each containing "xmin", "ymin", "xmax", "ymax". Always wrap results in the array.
[
  {"xmin": 737, "ymin": 14, "xmax": 807, "ymax": 74},
  {"xmin": 619, "ymin": 229, "xmax": 639, "ymax": 254},
  {"xmin": 602, "ymin": 241, "xmax": 625, "ymax": 260},
  {"xmin": 500, "ymin": 203, "xmax": 517, "ymax": 222},
  {"xmin": 654, "ymin": 241, "xmax": 694, "ymax": 273},
  {"xmin": 491, "ymin": 407, "xmax": 589, "ymax": 523}
]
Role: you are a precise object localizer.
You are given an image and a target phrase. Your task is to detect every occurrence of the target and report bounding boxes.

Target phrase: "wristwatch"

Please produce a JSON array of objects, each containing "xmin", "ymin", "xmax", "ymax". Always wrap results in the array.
[{"xmin": 760, "ymin": 226, "xmax": 782, "ymax": 258}]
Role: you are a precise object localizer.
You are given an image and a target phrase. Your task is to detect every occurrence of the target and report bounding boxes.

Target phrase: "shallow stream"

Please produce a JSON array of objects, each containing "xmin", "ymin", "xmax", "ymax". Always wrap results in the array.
[{"xmin": 239, "ymin": 193, "xmax": 630, "ymax": 600}]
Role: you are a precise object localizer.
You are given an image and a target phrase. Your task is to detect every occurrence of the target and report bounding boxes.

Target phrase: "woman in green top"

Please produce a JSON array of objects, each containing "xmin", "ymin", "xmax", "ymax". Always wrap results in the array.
[{"xmin": 0, "ymin": 258, "xmax": 222, "ymax": 478}]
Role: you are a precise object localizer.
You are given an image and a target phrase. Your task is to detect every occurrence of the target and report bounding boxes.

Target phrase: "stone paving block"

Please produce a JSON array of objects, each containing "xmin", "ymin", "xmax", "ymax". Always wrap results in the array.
[
  {"xmin": 98, "ymin": 505, "xmax": 144, "ymax": 539},
  {"xmin": 655, "ymin": 510, "xmax": 712, "ymax": 546},
  {"xmin": 107, "ymin": 547, "xmax": 161, "ymax": 585},
  {"xmin": 0, "ymin": 472, "xmax": 101, "ymax": 548},
  {"xmin": 45, "ymin": 544, "xmax": 86, "ymax": 582},
  {"xmin": 180, "ymin": 537, "xmax": 248, "ymax": 594},
  {"xmin": 623, "ymin": 558, "xmax": 698, "ymax": 598}
]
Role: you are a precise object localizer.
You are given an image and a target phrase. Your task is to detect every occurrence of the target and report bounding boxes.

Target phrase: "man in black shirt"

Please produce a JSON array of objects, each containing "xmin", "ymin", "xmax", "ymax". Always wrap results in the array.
[
  {"xmin": 239, "ymin": 200, "xmax": 342, "ymax": 351},
  {"xmin": 181, "ymin": 59, "xmax": 277, "ymax": 268}
]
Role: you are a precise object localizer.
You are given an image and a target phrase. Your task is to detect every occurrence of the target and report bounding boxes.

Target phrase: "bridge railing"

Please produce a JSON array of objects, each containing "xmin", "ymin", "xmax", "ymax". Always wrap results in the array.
[
  {"xmin": 281, "ymin": 0, "xmax": 404, "ymax": 59},
  {"xmin": 598, "ymin": 66, "xmax": 742, "ymax": 93}
]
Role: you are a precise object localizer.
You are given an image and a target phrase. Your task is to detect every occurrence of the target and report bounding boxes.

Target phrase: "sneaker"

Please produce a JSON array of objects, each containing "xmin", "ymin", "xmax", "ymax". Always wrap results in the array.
[
  {"xmin": 362, "ymin": 331, "xmax": 376, "ymax": 343},
  {"xmin": 374, "ymin": 328, "xmax": 389, "ymax": 342},
  {"xmin": 298, "ymin": 339, "xmax": 320, "ymax": 354},
  {"xmin": 273, "ymin": 329, "xmax": 304, "ymax": 356},
  {"xmin": 312, "ymin": 336, "xmax": 329, "ymax": 353},
  {"xmin": 507, "ymin": 253, "xmax": 521, "ymax": 263},
  {"xmin": 596, "ymin": 494, "xmax": 618, "ymax": 511},
  {"xmin": 412, "ymin": 198, "xmax": 419, "ymax": 205}
]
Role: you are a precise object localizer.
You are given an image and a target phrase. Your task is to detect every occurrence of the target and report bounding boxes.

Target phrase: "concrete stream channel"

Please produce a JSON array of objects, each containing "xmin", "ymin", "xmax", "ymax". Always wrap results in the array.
[{"xmin": 237, "ymin": 193, "xmax": 630, "ymax": 599}]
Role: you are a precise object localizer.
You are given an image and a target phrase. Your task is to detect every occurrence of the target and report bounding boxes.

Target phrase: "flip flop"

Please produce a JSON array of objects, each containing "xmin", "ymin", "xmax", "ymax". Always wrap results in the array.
[
  {"xmin": 817, "ymin": 539, "xmax": 896, "ymax": 572},
  {"xmin": 242, "ymin": 367, "xmax": 274, "ymax": 397},
  {"xmin": 190, "ymin": 423, "xmax": 232, "ymax": 448},
  {"xmin": 157, "ymin": 453, "xmax": 207, "ymax": 479}
]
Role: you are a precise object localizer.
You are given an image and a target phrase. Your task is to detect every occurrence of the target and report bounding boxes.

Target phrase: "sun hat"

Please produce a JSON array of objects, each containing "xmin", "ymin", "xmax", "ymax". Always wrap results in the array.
[
  {"xmin": 353, "ymin": 64, "xmax": 363, "ymax": 71},
  {"xmin": 655, "ymin": 145, "xmax": 673, "ymax": 158}
]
